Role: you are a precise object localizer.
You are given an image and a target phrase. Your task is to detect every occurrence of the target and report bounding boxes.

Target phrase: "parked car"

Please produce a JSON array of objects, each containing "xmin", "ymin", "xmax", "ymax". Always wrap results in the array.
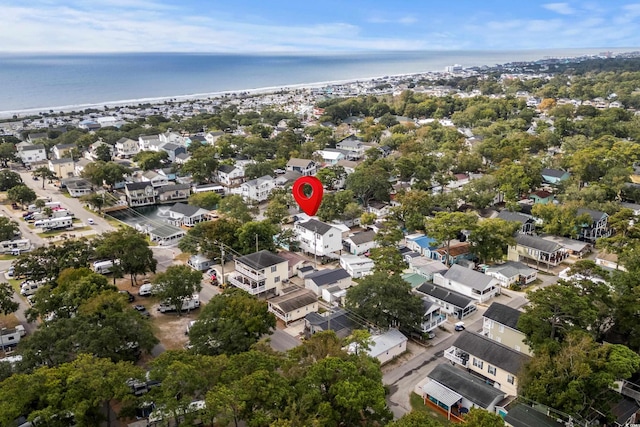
[
  {"xmin": 87, "ymin": 218, "xmax": 95, "ymax": 225},
  {"xmin": 454, "ymin": 321, "xmax": 465, "ymax": 331},
  {"xmin": 119, "ymin": 290, "xmax": 135, "ymax": 302},
  {"xmin": 138, "ymin": 284, "xmax": 153, "ymax": 296},
  {"xmin": 133, "ymin": 304, "xmax": 150, "ymax": 318},
  {"xmin": 6, "ymin": 267, "xmax": 14, "ymax": 278}
]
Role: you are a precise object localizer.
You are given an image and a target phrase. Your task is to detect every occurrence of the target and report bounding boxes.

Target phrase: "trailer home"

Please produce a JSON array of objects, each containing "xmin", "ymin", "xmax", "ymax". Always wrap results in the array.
[
  {"xmin": 33, "ymin": 216, "xmax": 73, "ymax": 231},
  {"xmin": 0, "ymin": 239, "xmax": 31, "ymax": 255},
  {"xmin": 0, "ymin": 326, "xmax": 25, "ymax": 348},
  {"xmin": 92, "ymin": 260, "xmax": 120, "ymax": 275}
]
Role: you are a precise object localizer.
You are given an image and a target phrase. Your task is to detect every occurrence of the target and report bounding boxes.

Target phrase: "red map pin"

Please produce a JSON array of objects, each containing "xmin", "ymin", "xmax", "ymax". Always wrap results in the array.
[{"xmin": 292, "ymin": 176, "xmax": 324, "ymax": 216}]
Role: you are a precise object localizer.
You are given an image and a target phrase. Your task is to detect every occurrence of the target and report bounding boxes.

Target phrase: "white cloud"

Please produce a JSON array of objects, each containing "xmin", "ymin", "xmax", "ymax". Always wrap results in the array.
[
  {"xmin": 367, "ymin": 15, "xmax": 418, "ymax": 25},
  {"xmin": 543, "ymin": 3, "xmax": 576, "ymax": 15}
]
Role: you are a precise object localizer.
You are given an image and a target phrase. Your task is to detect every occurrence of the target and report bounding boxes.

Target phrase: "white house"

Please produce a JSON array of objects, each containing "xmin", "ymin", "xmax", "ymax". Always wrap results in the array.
[
  {"xmin": 484, "ymin": 261, "xmax": 537, "ymax": 287},
  {"xmin": 357, "ymin": 329, "xmax": 408, "ymax": 365},
  {"xmin": 216, "ymin": 164, "xmax": 245, "ymax": 187},
  {"xmin": 286, "ymin": 158, "xmax": 318, "ymax": 176},
  {"xmin": 141, "ymin": 170, "xmax": 169, "ymax": 188},
  {"xmin": 339, "ymin": 254, "xmax": 375, "ymax": 278},
  {"xmin": 304, "ymin": 268, "xmax": 352, "ymax": 297},
  {"xmin": 167, "ymin": 202, "xmax": 210, "ymax": 227},
  {"xmin": 240, "ymin": 175, "xmax": 275, "ymax": 202},
  {"xmin": 114, "ymin": 137, "xmax": 139, "ymax": 158},
  {"xmin": 138, "ymin": 135, "xmax": 161, "ymax": 151},
  {"xmin": 18, "ymin": 144, "xmax": 47, "ymax": 165},
  {"xmin": 336, "ymin": 137, "xmax": 366, "ymax": 160},
  {"xmin": 228, "ymin": 250, "xmax": 289, "ymax": 297},
  {"xmin": 205, "ymin": 131, "xmax": 225, "ymax": 145},
  {"xmin": 343, "ymin": 230, "xmax": 377, "ymax": 255},
  {"xmin": 315, "ymin": 149, "xmax": 345, "ymax": 165},
  {"xmin": 434, "ymin": 264, "xmax": 500, "ymax": 303},
  {"xmin": 267, "ymin": 287, "xmax": 318, "ymax": 324},
  {"xmin": 294, "ymin": 219, "xmax": 342, "ymax": 257}
]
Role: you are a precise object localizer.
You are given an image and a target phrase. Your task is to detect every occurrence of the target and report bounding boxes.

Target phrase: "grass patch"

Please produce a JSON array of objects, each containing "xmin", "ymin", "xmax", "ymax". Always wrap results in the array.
[
  {"xmin": 0, "ymin": 255, "xmax": 16, "ymax": 261},
  {"xmin": 0, "ymin": 313, "xmax": 20, "ymax": 329},
  {"xmin": 409, "ymin": 393, "xmax": 455, "ymax": 426},
  {"xmin": 37, "ymin": 226, "xmax": 91, "ymax": 238},
  {"xmin": 7, "ymin": 279, "xmax": 22, "ymax": 294}
]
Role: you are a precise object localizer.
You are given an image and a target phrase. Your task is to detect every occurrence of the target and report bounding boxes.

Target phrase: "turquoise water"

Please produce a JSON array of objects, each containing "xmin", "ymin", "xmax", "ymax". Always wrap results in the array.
[{"xmin": 0, "ymin": 48, "xmax": 624, "ymax": 114}]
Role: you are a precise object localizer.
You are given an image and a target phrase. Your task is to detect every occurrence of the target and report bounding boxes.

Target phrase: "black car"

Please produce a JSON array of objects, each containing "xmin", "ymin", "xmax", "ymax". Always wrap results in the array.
[
  {"xmin": 119, "ymin": 290, "xmax": 135, "ymax": 302},
  {"xmin": 133, "ymin": 304, "xmax": 151, "ymax": 318}
]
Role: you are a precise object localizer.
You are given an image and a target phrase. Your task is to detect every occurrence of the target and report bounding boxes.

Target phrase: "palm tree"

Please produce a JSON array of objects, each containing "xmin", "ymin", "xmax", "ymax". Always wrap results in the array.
[{"xmin": 32, "ymin": 166, "xmax": 56, "ymax": 189}]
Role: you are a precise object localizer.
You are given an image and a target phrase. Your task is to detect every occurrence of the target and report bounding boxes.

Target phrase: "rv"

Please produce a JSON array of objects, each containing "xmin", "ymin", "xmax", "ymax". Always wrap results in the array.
[
  {"xmin": 33, "ymin": 216, "xmax": 73, "ymax": 231},
  {"xmin": 0, "ymin": 239, "xmax": 31, "ymax": 255},
  {"xmin": 157, "ymin": 295, "xmax": 200, "ymax": 313},
  {"xmin": 92, "ymin": 259, "xmax": 120, "ymax": 275},
  {"xmin": 148, "ymin": 400, "xmax": 205, "ymax": 426},
  {"xmin": 27, "ymin": 201, "xmax": 62, "ymax": 212},
  {"xmin": 20, "ymin": 280, "xmax": 45, "ymax": 296},
  {"xmin": 0, "ymin": 326, "xmax": 26, "ymax": 348}
]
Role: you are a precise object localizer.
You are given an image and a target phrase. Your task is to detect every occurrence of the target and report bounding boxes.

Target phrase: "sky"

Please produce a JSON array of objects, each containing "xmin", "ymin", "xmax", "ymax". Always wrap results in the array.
[{"xmin": 3, "ymin": 0, "xmax": 640, "ymax": 53}]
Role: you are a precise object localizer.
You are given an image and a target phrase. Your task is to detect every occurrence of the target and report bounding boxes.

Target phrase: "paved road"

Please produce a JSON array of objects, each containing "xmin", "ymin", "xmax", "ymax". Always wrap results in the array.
[{"xmin": 382, "ymin": 288, "xmax": 540, "ymax": 419}]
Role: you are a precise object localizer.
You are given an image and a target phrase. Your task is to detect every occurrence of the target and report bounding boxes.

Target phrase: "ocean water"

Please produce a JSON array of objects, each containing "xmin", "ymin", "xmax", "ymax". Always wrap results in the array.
[{"xmin": 0, "ymin": 48, "xmax": 625, "ymax": 115}]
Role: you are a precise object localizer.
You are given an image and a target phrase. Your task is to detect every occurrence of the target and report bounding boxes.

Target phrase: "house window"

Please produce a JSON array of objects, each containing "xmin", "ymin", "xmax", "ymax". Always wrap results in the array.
[
  {"xmin": 514, "ymin": 345, "xmax": 521, "ymax": 352},
  {"xmin": 507, "ymin": 374, "xmax": 515, "ymax": 385},
  {"xmin": 498, "ymin": 325, "xmax": 504, "ymax": 333},
  {"xmin": 271, "ymin": 266, "xmax": 277, "ymax": 273},
  {"xmin": 274, "ymin": 276, "xmax": 280, "ymax": 283},
  {"xmin": 473, "ymin": 358, "xmax": 483, "ymax": 369},
  {"xmin": 488, "ymin": 365, "xmax": 497, "ymax": 375}
]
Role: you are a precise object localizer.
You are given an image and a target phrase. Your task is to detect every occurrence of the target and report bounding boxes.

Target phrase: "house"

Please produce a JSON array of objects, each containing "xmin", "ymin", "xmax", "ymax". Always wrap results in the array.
[
  {"xmin": 444, "ymin": 331, "xmax": 531, "ymax": 396},
  {"xmin": 407, "ymin": 257, "xmax": 449, "ymax": 282},
  {"xmin": 267, "ymin": 287, "xmax": 318, "ymax": 324},
  {"xmin": 434, "ymin": 264, "xmax": 500, "ymax": 303},
  {"xmin": 65, "ymin": 178, "xmax": 93, "ymax": 197},
  {"xmin": 27, "ymin": 132, "xmax": 48, "ymax": 144},
  {"xmin": 415, "ymin": 282, "xmax": 477, "ymax": 319},
  {"xmin": 157, "ymin": 168, "xmax": 177, "ymax": 182},
  {"xmin": 496, "ymin": 210, "xmax": 536, "ymax": 235},
  {"xmin": 74, "ymin": 158, "xmax": 92, "ymax": 177},
  {"xmin": 541, "ymin": 235, "xmax": 591, "ymax": 258},
  {"xmin": 160, "ymin": 142, "xmax": 186, "ymax": 162},
  {"xmin": 420, "ymin": 299, "xmax": 447, "ymax": 333},
  {"xmin": 48, "ymin": 158, "xmax": 75, "ymax": 179},
  {"xmin": 216, "ymin": 164, "xmax": 244, "ymax": 187},
  {"xmin": 304, "ymin": 268, "xmax": 352, "ymax": 297},
  {"xmin": 52, "ymin": 143, "xmax": 75, "ymax": 160},
  {"xmin": 276, "ymin": 250, "xmax": 310, "ymax": 278},
  {"xmin": 159, "ymin": 131, "xmax": 184, "ymax": 145},
  {"xmin": 114, "ymin": 137, "xmax": 139, "ymax": 158},
  {"xmin": 433, "ymin": 242, "xmax": 473, "ymax": 266},
  {"xmin": 167, "ymin": 202, "xmax": 210, "ymax": 227},
  {"xmin": 156, "ymin": 183, "xmax": 191, "ymax": 204},
  {"xmin": 286, "ymin": 158, "xmax": 317, "ymax": 176},
  {"xmin": 141, "ymin": 170, "xmax": 169, "ymax": 188},
  {"xmin": 504, "ymin": 404, "xmax": 564, "ymax": 427},
  {"xmin": 86, "ymin": 140, "xmax": 114, "ymax": 161},
  {"xmin": 367, "ymin": 201, "xmax": 390, "ymax": 217},
  {"xmin": 422, "ymin": 363, "xmax": 507, "ymax": 421},
  {"xmin": 482, "ymin": 302, "xmax": 532, "ymax": 356},
  {"xmin": 339, "ymin": 254, "xmax": 375, "ymax": 278},
  {"xmin": 596, "ymin": 250, "xmax": 626, "ymax": 271},
  {"xmin": 124, "ymin": 182, "xmax": 156, "ymax": 207},
  {"xmin": 336, "ymin": 137, "xmax": 366, "ymax": 160},
  {"xmin": 187, "ymin": 254, "xmax": 216, "ymax": 271},
  {"xmin": 138, "ymin": 135, "xmax": 161, "ymax": 151},
  {"xmin": 405, "ymin": 234, "xmax": 439, "ymax": 257},
  {"xmin": 294, "ymin": 219, "xmax": 342, "ymax": 258},
  {"xmin": 304, "ymin": 309, "xmax": 354, "ymax": 339},
  {"xmin": 484, "ymin": 261, "xmax": 537, "ymax": 287},
  {"xmin": 240, "ymin": 175, "xmax": 275, "ymax": 202},
  {"xmin": 507, "ymin": 234, "xmax": 568, "ymax": 270},
  {"xmin": 228, "ymin": 250, "xmax": 288, "ymax": 297},
  {"xmin": 205, "ymin": 131, "xmax": 225, "ymax": 145},
  {"xmin": 359, "ymin": 329, "xmax": 408, "ymax": 365},
  {"xmin": 315, "ymin": 149, "xmax": 345, "ymax": 165},
  {"xmin": 541, "ymin": 168, "xmax": 570, "ymax": 185},
  {"xmin": 576, "ymin": 208, "xmax": 611, "ymax": 242},
  {"xmin": 18, "ymin": 144, "xmax": 46, "ymax": 165},
  {"xmin": 529, "ymin": 190, "xmax": 554, "ymax": 204},
  {"xmin": 147, "ymin": 224, "xmax": 186, "ymax": 246},
  {"xmin": 343, "ymin": 230, "xmax": 377, "ymax": 255}
]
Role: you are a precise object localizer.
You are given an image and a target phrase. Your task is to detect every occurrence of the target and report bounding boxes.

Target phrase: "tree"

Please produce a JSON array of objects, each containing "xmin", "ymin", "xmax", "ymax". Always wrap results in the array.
[
  {"xmin": 316, "ymin": 165, "xmax": 346, "ymax": 190},
  {"xmin": 219, "ymin": 194, "xmax": 254, "ymax": 223},
  {"xmin": 345, "ymin": 272, "xmax": 424, "ymax": 330},
  {"xmin": 0, "ymin": 283, "xmax": 18, "ymax": 316},
  {"xmin": 236, "ymin": 220, "xmax": 278, "ymax": 254},
  {"xmin": 343, "ymin": 329, "xmax": 372, "ymax": 356},
  {"xmin": 13, "ymin": 239, "xmax": 96, "ymax": 283},
  {"xmin": 82, "ymin": 161, "xmax": 131, "ymax": 190},
  {"xmin": 0, "ymin": 217, "xmax": 19, "ymax": 241},
  {"xmin": 153, "ymin": 265, "xmax": 203, "ymax": 316},
  {"xmin": 188, "ymin": 288, "xmax": 276, "ymax": 356},
  {"xmin": 468, "ymin": 218, "xmax": 519, "ymax": 264},
  {"xmin": 531, "ymin": 204, "xmax": 592, "ymax": 239},
  {"xmin": 0, "ymin": 169, "xmax": 22, "ymax": 191},
  {"xmin": 178, "ymin": 217, "xmax": 242, "ymax": 260},
  {"xmin": 80, "ymin": 192, "xmax": 110, "ymax": 214},
  {"xmin": 93, "ymin": 229, "xmax": 157, "ymax": 286},
  {"xmin": 93, "ymin": 143, "xmax": 113, "ymax": 162},
  {"xmin": 0, "ymin": 142, "xmax": 16, "ymax": 167},
  {"xmin": 188, "ymin": 191, "xmax": 221, "ymax": 210},
  {"xmin": 133, "ymin": 150, "xmax": 168, "ymax": 170},
  {"xmin": 345, "ymin": 163, "xmax": 392, "ymax": 207},
  {"xmin": 6, "ymin": 184, "xmax": 36, "ymax": 208},
  {"xmin": 463, "ymin": 408, "xmax": 505, "ymax": 426},
  {"xmin": 265, "ymin": 192, "xmax": 292, "ymax": 224},
  {"xmin": 388, "ymin": 411, "xmax": 443, "ymax": 427},
  {"xmin": 181, "ymin": 145, "xmax": 218, "ymax": 183},
  {"xmin": 424, "ymin": 211, "xmax": 477, "ymax": 266},
  {"xmin": 32, "ymin": 166, "xmax": 57, "ymax": 189}
]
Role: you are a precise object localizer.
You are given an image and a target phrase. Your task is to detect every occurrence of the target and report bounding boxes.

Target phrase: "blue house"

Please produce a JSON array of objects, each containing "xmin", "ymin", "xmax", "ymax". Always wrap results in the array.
[
  {"xmin": 541, "ymin": 168, "xmax": 570, "ymax": 185},
  {"xmin": 406, "ymin": 234, "xmax": 439, "ymax": 258}
]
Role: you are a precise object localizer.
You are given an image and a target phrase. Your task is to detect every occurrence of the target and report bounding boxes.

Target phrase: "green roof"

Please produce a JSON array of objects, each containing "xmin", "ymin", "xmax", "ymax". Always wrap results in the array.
[{"xmin": 401, "ymin": 273, "xmax": 428, "ymax": 289}]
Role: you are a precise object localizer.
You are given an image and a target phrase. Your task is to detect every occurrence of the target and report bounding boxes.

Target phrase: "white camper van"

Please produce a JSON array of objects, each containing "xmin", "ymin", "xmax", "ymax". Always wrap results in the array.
[
  {"xmin": 157, "ymin": 295, "xmax": 200, "ymax": 313},
  {"xmin": 92, "ymin": 260, "xmax": 120, "ymax": 275}
]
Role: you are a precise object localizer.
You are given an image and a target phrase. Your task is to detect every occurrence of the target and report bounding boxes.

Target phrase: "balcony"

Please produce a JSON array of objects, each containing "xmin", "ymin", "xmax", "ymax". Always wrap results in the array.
[
  {"xmin": 229, "ymin": 273, "xmax": 268, "ymax": 295},
  {"xmin": 444, "ymin": 346, "xmax": 468, "ymax": 367},
  {"xmin": 422, "ymin": 314, "xmax": 446, "ymax": 332},
  {"xmin": 234, "ymin": 263, "xmax": 266, "ymax": 282}
]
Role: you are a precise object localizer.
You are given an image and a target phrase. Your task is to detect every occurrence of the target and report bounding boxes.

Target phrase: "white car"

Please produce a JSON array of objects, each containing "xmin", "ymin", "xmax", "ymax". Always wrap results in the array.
[{"xmin": 87, "ymin": 218, "xmax": 95, "ymax": 225}]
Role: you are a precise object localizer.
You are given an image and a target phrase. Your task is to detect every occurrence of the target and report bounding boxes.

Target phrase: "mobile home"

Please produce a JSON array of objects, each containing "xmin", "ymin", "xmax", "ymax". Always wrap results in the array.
[
  {"xmin": 33, "ymin": 216, "xmax": 73, "ymax": 231},
  {"xmin": 0, "ymin": 239, "xmax": 31, "ymax": 255},
  {"xmin": 92, "ymin": 260, "xmax": 121, "ymax": 275}
]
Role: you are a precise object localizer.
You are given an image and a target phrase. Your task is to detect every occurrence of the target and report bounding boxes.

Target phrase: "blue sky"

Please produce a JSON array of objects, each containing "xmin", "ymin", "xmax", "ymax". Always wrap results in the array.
[{"xmin": 3, "ymin": 0, "xmax": 640, "ymax": 53}]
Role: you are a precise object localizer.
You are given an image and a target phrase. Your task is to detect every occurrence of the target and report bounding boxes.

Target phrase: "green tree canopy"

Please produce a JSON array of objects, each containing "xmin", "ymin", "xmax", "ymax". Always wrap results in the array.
[
  {"xmin": 7, "ymin": 184, "xmax": 37, "ymax": 208},
  {"xmin": 153, "ymin": 265, "xmax": 203, "ymax": 316},
  {"xmin": 424, "ymin": 211, "xmax": 477, "ymax": 266},
  {"xmin": 0, "ymin": 169, "xmax": 22, "ymax": 191},
  {"xmin": 188, "ymin": 191, "xmax": 221, "ymax": 210}
]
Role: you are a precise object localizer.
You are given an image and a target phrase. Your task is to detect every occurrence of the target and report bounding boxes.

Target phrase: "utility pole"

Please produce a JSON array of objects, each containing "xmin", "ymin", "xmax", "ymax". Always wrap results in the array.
[
  {"xmin": 313, "ymin": 226, "xmax": 318, "ymax": 269},
  {"xmin": 255, "ymin": 234, "xmax": 259, "ymax": 253},
  {"xmin": 220, "ymin": 242, "xmax": 225, "ymax": 288}
]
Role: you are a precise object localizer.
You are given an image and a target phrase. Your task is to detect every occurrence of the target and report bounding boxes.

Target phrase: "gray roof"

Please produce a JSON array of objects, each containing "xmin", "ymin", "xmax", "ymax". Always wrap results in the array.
[
  {"xmin": 541, "ymin": 168, "xmax": 568, "ymax": 178},
  {"xmin": 428, "ymin": 363, "xmax": 505, "ymax": 408},
  {"xmin": 306, "ymin": 268, "xmax": 350, "ymax": 286},
  {"xmin": 298, "ymin": 219, "xmax": 335, "ymax": 236},
  {"xmin": 577, "ymin": 207, "xmax": 607, "ymax": 222},
  {"xmin": 287, "ymin": 158, "xmax": 314, "ymax": 167},
  {"xmin": 504, "ymin": 404, "xmax": 564, "ymax": 427},
  {"xmin": 49, "ymin": 157, "xmax": 73, "ymax": 164},
  {"xmin": 497, "ymin": 210, "xmax": 533, "ymax": 224},
  {"xmin": 443, "ymin": 264, "xmax": 496, "ymax": 292},
  {"xmin": 237, "ymin": 250, "xmax": 287, "ymax": 270},
  {"xmin": 53, "ymin": 143, "xmax": 75, "ymax": 150},
  {"xmin": 515, "ymin": 234, "xmax": 562, "ymax": 253},
  {"xmin": 482, "ymin": 302, "xmax": 522, "ymax": 330},
  {"xmin": 269, "ymin": 288, "xmax": 317, "ymax": 313},
  {"xmin": 415, "ymin": 282, "xmax": 475, "ymax": 309},
  {"xmin": 452, "ymin": 331, "xmax": 531, "ymax": 375},
  {"xmin": 217, "ymin": 164, "xmax": 237, "ymax": 174},
  {"xmin": 485, "ymin": 261, "xmax": 535, "ymax": 280},
  {"xmin": 149, "ymin": 224, "xmax": 186, "ymax": 238},
  {"xmin": 157, "ymin": 183, "xmax": 191, "ymax": 193},
  {"xmin": 347, "ymin": 230, "xmax": 376, "ymax": 245},
  {"xmin": 169, "ymin": 202, "xmax": 204, "ymax": 217},
  {"xmin": 125, "ymin": 181, "xmax": 151, "ymax": 191},
  {"xmin": 305, "ymin": 309, "xmax": 354, "ymax": 334},
  {"xmin": 21, "ymin": 144, "xmax": 45, "ymax": 151}
]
